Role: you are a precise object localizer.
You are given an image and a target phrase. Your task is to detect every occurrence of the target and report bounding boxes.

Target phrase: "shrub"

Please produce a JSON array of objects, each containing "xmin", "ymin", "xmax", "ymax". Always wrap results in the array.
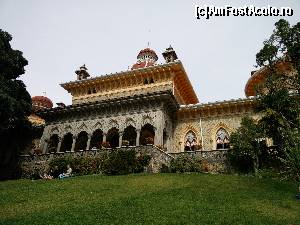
[
  {"xmin": 48, "ymin": 157, "xmax": 72, "ymax": 178},
  {"xmin": 134, "ymin": 153, "xmax": 151, "ymax": 173},
  {"xmin": 160, "ymin": 163, "xmax": 171, "ymax": 173},
  {"xmin": 170, "ymin": 154, "xmax": 202, "ymax": 173},
  {"xmin": 280, "ymin": 145, "xmax": 300, "ymax": 181}
]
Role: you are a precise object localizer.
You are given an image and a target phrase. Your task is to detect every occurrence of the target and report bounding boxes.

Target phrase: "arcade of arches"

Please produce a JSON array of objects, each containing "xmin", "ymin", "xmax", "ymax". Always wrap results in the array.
[{"xmin": 46, "ymin": 124, "xmax": 156, "ymax": 153}]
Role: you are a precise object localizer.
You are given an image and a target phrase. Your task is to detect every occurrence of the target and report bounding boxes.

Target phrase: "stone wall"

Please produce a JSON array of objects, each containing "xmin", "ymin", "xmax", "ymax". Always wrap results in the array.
[
  {"xmin": 19, "ymin": 145, "xmax": 174, "ymax": 178},
  {"xmin": 171, "ymin": 112, "xmax": 257, "ymax": 152},
  {"xmin": 170, "ymin": 150, "xmax": 230, "ymax": 173}
]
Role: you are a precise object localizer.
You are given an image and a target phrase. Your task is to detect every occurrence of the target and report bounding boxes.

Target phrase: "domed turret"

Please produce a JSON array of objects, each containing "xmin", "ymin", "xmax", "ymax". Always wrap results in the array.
[
  {"xmin": 32, "ymin": 96, "xmax": 53, "ymax": 112},
  {"xmin": 131, "ymin": 48, "xmax": 158, "ymax": 70}
]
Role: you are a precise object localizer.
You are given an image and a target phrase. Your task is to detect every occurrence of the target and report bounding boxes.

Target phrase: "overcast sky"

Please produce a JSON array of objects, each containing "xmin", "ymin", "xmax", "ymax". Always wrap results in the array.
[{"xmin": 0, "ymin": 0, "xmax": 299, "ymax": 106}]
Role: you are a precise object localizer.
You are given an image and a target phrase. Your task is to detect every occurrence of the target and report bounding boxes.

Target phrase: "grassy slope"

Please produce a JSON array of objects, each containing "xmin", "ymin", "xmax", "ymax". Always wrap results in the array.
[{"xmin": 0, "ymin": 173, "xmax": 299, "ymax": 225}]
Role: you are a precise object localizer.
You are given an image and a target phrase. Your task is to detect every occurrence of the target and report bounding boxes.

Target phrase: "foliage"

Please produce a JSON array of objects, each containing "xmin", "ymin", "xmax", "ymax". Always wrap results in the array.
[
  {"xmin": 279, "ymin": 145, "xmax": 300, "ymax": 181},
  {"xmin": 0, "ymin": 29, "xmax": 32, "ymax": 180},
  {"xmin": 255, "ymin": 19, "xmax": 300, "ymax": 153},
  {"xmin": 228, "ymin": 117, "xmax": 266, "ymax": 173},
  {"xmin": 170, "ymin": 154, "xmax": 202, "ymax": 173},
  {"xmin": 134, "ymin": 153, "xmax": 151, "ymax": 173},
  {"xmin": 48, "ymin": 150, "xmax": 152, "ymax": 178},
  {"xmin": 48, "ymin": 157, "xmax": 72, "ymax": 178},
  {"xmin": 101, "ymin": 149, "xmax": 151, "ymax": 175}
]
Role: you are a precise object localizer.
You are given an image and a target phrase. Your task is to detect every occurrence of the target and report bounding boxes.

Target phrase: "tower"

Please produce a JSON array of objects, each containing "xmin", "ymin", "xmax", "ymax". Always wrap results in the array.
[
  {"xmin": 75, "ymin": 64, "xmax": 90, "ymax": 80},
  {"xmin": 162, "ymin": 45, "xmax": 178, "ymax": 63}
]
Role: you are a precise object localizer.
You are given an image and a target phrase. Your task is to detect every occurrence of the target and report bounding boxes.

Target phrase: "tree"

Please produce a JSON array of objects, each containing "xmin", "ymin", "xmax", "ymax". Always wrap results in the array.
[
  {"xmin": 255, "ymin": 19, "xmax": 300, "ymax": 153},
  {"xmin": 228, "ymin": 117, "xmax": 266, "ymax": 173},
  {"xmin": 0, "ymin": 29, "xmax": 32, "ymax": 180}
]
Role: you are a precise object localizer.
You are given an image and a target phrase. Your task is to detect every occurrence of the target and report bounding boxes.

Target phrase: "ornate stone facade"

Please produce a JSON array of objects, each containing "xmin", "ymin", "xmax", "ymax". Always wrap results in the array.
[{"xmin": 37, "ymin": 47, "xmax": 258, "ymax": 157}]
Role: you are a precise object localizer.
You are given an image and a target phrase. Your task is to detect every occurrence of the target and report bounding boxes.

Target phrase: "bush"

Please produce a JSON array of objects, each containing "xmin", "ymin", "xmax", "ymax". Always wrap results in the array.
[
  {"xmin": 134, "ymin": 153, "xmax": 151, "ymax": 173},
  {"xmin": 280, "ymin": 145, "xmax": 300, "ymax": 181},
  {"xmin": 101, "ymin": 149, "xmax": 152, "ymax": 175},
  {"xmin": 49, "ymin": 157, "xmax": 72, "ymax": 178},
  {"xmin": 170, "ymin": 155, "xmax": 202, "ymax": 173},
  {"xmin": 160, "ymin": 164, "xmax": 171, "ymax": 173},
  {"xmin": 48, "ymin": 150, "xmax": 152, "ymax": 177}
]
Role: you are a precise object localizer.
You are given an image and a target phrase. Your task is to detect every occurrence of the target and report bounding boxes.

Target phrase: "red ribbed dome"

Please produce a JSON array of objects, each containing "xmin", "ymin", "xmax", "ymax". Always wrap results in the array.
[
  {"xmin": 131, "ymin": 48, "xmax": 158, "ymax": 70},
  {"xmin": 137, "ymin": 48, "xmax": 158, "ymax": 60},
  {"xmin": 32, "ymin": 96, "xmax": 53, "ymax": 111}
]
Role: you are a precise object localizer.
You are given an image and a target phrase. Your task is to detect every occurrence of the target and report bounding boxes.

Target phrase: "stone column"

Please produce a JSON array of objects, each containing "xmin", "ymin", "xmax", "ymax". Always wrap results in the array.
[
  {"xmin": 86, "ymin": 134, "xmax": 92, "ymax": 150},
  {"xmin": 154, "ymin": 126, "xmax": 163, "ymax": 146},
  {"xmin": 119, "ymin": 131, "xmax": 123, "ymax": 147},
  {"xmin": 136, "ymin": 129, "xmax": 140, "ymax": 146},
  {"xmin": 102, "ymin": 133, "xmax": 107, "ymax": 143},
  {"xmin": 56, "ymin": 137, "xmax": 62, "ymax": 153},
  {"xmin": 42, "ymin": 139, "xmax": 49, "ymax": 154},
  {"xmin": 71, "ymin": 136, "xmax": 77, "ymax": 152}
]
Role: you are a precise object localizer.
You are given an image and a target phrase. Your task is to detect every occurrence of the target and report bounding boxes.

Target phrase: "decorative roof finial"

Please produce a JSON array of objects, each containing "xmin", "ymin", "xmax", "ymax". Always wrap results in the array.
[
  {"xmin": 75, "ymin": 64, "xmax": 90, "ymax": 80},
  {"xmin": 162, "ymin": 45, "xmax": 178, "ymax": 63}
]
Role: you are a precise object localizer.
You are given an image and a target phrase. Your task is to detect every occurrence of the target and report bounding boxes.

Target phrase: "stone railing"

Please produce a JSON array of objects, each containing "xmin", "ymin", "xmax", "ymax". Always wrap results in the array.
[{"xmin": 19, "ymin": 145, "xmax": 174, "ymax": 178}]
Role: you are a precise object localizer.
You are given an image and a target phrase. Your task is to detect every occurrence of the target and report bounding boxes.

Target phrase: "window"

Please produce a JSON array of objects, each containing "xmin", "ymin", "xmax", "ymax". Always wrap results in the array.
[
  {"xmin": 216, "ymin": 128, "xmax": 229, "ymax": 149},
  {"xmin": 184, "ymin": 130, "xmax": 197, "ymax": 151}
]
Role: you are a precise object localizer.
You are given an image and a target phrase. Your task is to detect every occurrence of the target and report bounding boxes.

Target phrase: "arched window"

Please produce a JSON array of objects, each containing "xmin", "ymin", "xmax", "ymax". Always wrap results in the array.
[
  {"xmin": 144, "ymin": 79, "xmax": 149, "ymax": 84},
  {"xmin": 90, "ymin": 129, "xmax": 103, "ymax": 150},
  {"xmin": 216, "ymin": 128, "xmax": 230, "ymax": 149},
  {"xmin": 123, "ymin": 125, "xmax": 137, "ymax": 146},
  {"xmin": 107, "ymin": 127, "xmax": 119, "ymax": 148},
  {"xmin": 60, "ymin": 133, "xmax": 73, "ymax": 152},
  {"xmin": 74, "ymin": 131, "xmax": 88, "ymax": 151},
  {"xmin": 140, "ymin": 123, "xmax": 155, "ymax": 145},
  {"xmin": 149, "ymin": 78, "xmax": 154, "ymax": 84},
  {"xmin": 48, "ymin": 134, "xmax": 59, "ymax": 153},
  {"xmin": 184, "ymin": 130, "xmax": 197, "ymax": 151}
]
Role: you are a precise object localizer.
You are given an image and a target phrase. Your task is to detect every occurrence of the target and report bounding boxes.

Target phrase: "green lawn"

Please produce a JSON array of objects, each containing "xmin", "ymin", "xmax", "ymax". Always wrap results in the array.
[{"xmin": 0, "ymin": 173, "xmax": 299, "ymax": 225}]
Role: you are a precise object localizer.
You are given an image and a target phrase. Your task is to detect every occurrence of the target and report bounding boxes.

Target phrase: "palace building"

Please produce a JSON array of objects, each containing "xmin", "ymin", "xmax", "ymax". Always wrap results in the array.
[{"xmin": 37, "ymin": 46, "xmax": 258, "ymax": 154}]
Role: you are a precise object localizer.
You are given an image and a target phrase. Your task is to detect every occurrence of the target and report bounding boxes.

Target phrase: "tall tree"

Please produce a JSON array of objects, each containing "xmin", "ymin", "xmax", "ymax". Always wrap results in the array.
[
  {"xmin": 0, "ymin": 29, "xmax": 32, "ymax": 180},
  {"xmin": 255, "ymin": 19, "xmax": 300, "ymax": 152}
]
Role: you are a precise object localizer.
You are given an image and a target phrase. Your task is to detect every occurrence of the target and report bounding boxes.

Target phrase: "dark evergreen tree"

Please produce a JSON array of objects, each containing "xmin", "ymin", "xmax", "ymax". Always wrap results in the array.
[
  {"xmin": 0, "ymin": 29, "xmax": 32, "ymax": 180},
  {"xmin": 255, "ymin": 19, "xmax": 300, "ymax": 153}
]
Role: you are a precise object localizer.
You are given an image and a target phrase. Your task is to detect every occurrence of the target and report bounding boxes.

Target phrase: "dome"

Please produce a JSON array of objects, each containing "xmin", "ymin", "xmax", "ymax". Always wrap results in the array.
[
  {"xmin": 245, "ymin": 60, "xmax": 294, "ymax": 97},
  {"xmin": 131, "ymin": 48, "xmax": 158, "ymax": 70},
  {"xmin": 137, "ymin": 48, "xmax": 158, "ymax": 61},
  {"xmin": 32, "ymin": 96, "xmax": 53, "ymax": 111}
]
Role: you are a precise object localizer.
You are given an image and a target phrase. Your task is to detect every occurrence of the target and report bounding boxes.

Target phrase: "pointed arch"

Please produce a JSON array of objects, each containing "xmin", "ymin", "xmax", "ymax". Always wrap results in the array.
[
  {"xmin": 47, "ymin": 134, "xmax": 59, "ymax": 153},
  {"xmin": 108, "ymin": 119, "xmax": 119, "ymax": 130},
  {"xmin": 180, "ymin": 125, "xmax": 201, "ymax": 152},
  {"xmin": 141, "ymin": 115, "xmax": 154, "ymax": 127},
  {"xmin": 60, "ymin": 132, "xmax": 73, "ymax": 152},
  {"xmin": 123, "ymin": 125, "xmax": 137, "ymax": 146},
  {"xmin": 184, "ymin": 130, "xmax": 198, "ymax": 151},
  {"xmin": 211, "ymin": 122, "xmax": 232, "ymax": 150},
  {"xmin": 140, "ymin": 123, "xmax": 155, "ymax": 145},
  {"xmin": 74, "ymin": 131, "xmax": 88, "ymax": 151},
  {"xmin": 216, "ymin": 128, "xmax": 230, "ymax": 149},
  {"xmin": 107, "ymin": 127, "xmax": 119, "ymax": 148},
  {"xmin": 90, "ymin": 129, "xmax": 103, "ymax": 149}
]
